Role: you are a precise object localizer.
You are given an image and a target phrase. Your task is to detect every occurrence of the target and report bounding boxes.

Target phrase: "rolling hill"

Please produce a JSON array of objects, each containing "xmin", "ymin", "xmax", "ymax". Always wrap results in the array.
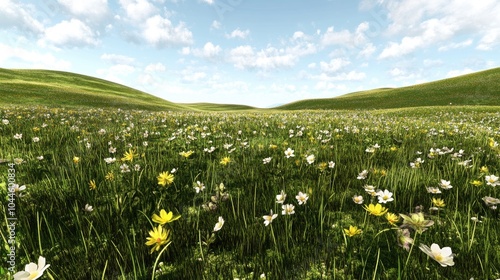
[{"xmin": 277, "ymin": 67, "xmax": 500, "ymax": 110}]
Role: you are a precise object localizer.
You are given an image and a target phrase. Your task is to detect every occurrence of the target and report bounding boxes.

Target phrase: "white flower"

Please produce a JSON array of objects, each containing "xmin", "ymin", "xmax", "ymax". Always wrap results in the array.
[
  {"xmin": 109, "ymin": 147, "xmax": 116, "ymax": 153},
  {"xmin": 284, "ymin": 148, "xmax": 295, "ymax": 158},
  {"xmin": 419, "ymin": 243, "xmax": 455, "ymax": 267},
  {"xmin": 84, "ymin": 204, "xmax": 94, "ymax": 212},
  {"xmin": 213, "ymin": 216, "xmax": 224, "ymax": 232},
  {"xmin": 306, "ymin": 154, "xmax": 315, "ymax": 164},
  {"xmin": 263, "ymin": 210, "xmax": 278, "ymax": 226},
  {"xmin": 328, "ymin": 161, "xmax": 335, "ymax": 168},
  {"xmin": 357, "ymin": 170, "xmax": 368, "ymax": 180},
  {"xmin": 352, "ymin": 195, "xmax": 364, "ymax": 204},
  {"xmin": 363, "ymin": 185, "xmax": 376, "ymax": 196},
  {"xmin": 14, "ymin": 133, "xmax": 22, "ymax": 140},
  {"xmin": 194, "ymin": 181, "xmax": 205, "ymax": 193},
  {"xmin": 485, "ymin": 175, "xmax": 499, "ymax": 187},
  {"xmin": 276, "ymin": 190, "xmax": 286, "ymax": 204},
  {"xmin": 13, "ymin": 256, "xmax": 50, "ymax": 280},
  {"xmin": 32, "ymin": 137, "xmax": 40, "ymax": 143},
  {"xmin": 2, "ymin": 119, "xmax": 9, "ymax": 125},
  {"xmin": 482, "ymin": 196, "xmax": 500, "ymax": 206},
  {"xmin": 262, "ymin": 157, "xmax": 272, "ymax": 164},
  {"xmin": 36, "ymin": 156, "xmax": 44, "ymax": 160},
  {"xmin": 439, "ymin": 179, "xmax": 453, "ymax": 190},
  {"xmin": 426, "ymin": 187, "xmax": 441, "ymax": 194},
  {"xmin": 104, "ymin": 157, "xmax": 116, "ymax": 164},
  {"xmin": 120, "ymin": 164, "xmax": 130, "ymax": 173},
  {"xmin": 282, "ymin": 204, "xmax": 295, "ymax": 215},
  {"xmin": 376, "ymin": 189, "xmax": 394, "ymax": 203},
  {"xmin": 296, "ymin": 191, "xmax": 309, "ymax": 205}
]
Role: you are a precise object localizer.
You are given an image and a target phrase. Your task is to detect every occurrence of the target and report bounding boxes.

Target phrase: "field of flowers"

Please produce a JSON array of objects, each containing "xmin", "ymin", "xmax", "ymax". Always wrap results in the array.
[{"xmin": 1, "ymin": 106, "xmax": 500, "ymax": 279}]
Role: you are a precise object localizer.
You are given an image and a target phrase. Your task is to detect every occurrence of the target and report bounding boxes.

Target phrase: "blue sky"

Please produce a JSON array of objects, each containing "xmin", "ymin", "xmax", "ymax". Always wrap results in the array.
[{"xmin": 1, "ymin": 0, "xmax": 499, "ymax": 107}]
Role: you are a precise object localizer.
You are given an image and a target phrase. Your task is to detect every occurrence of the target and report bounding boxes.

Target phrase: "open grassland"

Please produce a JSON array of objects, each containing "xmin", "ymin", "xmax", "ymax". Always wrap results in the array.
[
  {"xmin": 278, "ymin": 67, "xmax": 500, "ymax": 110},
  {"xmin": 1, "ymin": 105, "xmax": 500, "ymax": 279},
  {"xmin": 0, "ymin": 68, "xmax": 255, "ymax": 112}
]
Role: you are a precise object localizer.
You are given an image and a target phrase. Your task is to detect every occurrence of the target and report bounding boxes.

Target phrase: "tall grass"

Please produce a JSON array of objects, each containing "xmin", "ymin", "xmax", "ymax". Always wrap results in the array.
[{"xmin": 1, "ymin": 106, "xmax": 499, "ymax": 279}]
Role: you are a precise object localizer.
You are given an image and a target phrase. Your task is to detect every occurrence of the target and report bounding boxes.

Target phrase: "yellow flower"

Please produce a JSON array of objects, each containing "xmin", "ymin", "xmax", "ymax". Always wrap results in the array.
[
  {"xmin": 386, "ymin": 212, "xmax": 399, "ymax": 226},
  {"xmin": 152, "ymin": 209, "xmax": 181, "ymax": 225},
  {"xmin": 269, "ymin": 144, "xmax": 278, "ymax": 150},
  {"xmin": 89, "ymin": 180, "xmax": 97, "ymax": 190},
  {"xmin": 73, "ymin": 156, "xmax": 80, "ymax": 164},
  {"xmin": 220, "ymin": 157, "xmax": 231, "ymax": 165},
  {"xmin": 145, "ymin": 225, "xmax": 171, "ymax": 254},
  {"xmin": 121, "ymin": 148, "xmax": 138, "ymax": 162},
  {"xmin": 317, "ymin": 162, "xmax": 328, "ymax": 172},
  {"xmin": 105, "ymin": 172, "xmax": 115, "ymax": 181},
  {"xmin": 390, "ymin": 146, "xmax": 398, "ymax": 151},
  {"xmin": 480, "ymin": 166, "xmax": 489, "ymax": 174},
  {"xmin": 344, "ymin": 225, "xmax": 362, "ymax": 237},
  {"xmin": 179, "ymin": 150, "xmax": 194, "ymax": 158},
  {"xmin": 432, "ymin": 198, "xmax": 446, "ymax": 208},
  {"xmin": 157, "ymin": 171, "xmax": 175, "ymax": 186},
  {"xmin": 363, "ymin": 203, "xmax": 388, "ymax": 216},
  {"xmin": 470, "ymin": 180, "xmax": 483, "ymax": 187}
]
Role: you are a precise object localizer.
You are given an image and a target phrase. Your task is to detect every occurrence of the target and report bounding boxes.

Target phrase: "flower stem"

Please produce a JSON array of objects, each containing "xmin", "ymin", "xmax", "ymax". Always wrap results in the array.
[{"xmin": 151, "ymin": 241, "xmax": 172, "ymax": 280}]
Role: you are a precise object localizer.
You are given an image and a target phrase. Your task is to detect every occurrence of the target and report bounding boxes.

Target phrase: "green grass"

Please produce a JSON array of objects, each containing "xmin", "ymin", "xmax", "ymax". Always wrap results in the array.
[
  {"xmin": 1, "ymin": 105, "xmax": 500, "ymax": 279},
  {"xmin": 278, "ymin": 67, "xmax": 500, "ymax": 110}
]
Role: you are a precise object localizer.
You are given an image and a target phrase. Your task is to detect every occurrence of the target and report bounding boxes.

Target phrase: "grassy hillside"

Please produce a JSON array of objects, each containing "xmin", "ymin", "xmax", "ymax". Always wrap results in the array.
[
  {"xmin": 181, "ymin": 102, "xmax": 256, "ymax": 111},
  {"xmin": 0, "ymin": 68, "xmax": 193, "ymax": 111},
  {"xmin": 278, "ymin": 67, "xmax": 500, "ymax": 110}
]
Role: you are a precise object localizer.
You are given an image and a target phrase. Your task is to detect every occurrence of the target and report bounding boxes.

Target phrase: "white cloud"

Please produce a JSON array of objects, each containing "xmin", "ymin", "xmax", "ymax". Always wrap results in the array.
[
  {"xmin": 201, "ymin": 0, "xmax": 214, "ymax": 5},
  {"xmin": 477, "ymin": 28, "xmax": 500, "ymax": 50},
  {"xmin": 40, "ymin": 19, "xmax": 99, "ymax": 48},
  {"xmin": 193, "ymin": 42, "xmax": 222, "ymax": 58},
  {"xmin": 226, "ymin": 28, "xmax": 250, "ymax": 39},
  {"xmin": 101, "ymin": 53, "xmax": 135, "ymax": 65},
  {"xmin": 321, "ymin": 22, "xmax": 369, "ymax": 48},
  {"xmin": 0, "ymin": 0, "xmax": 44, "ymax": 34},
  {"xmin": 358, "ymin": 43, "xmax": 376, "ymax": 58},
  {"xmin": 320, "ymin": 58, "xmax": 350, "ymax": 73},
  {"xmin": 211, "ymin": 20, "xmax": 221, "ymax": 29},
  {"xmin": 58, "ymin": 0, "xmax": 109, "ymax": 21},
  {"xmin": 119, "ymin": 0, "xmax": 157, "ymax": 22},
  {"xmin": 228, "ymin": 45, "xmax": 296, "ymax": 71},
  {"xmin": 438, "ymin": 39, "xmax": 473, "ymax": 51},
  {"xmin": 142, "ymin": 15, "xmax": 193, "ymax": 47},
  {"xmin": 0, "ymin": 43, "xmax": 71, "ymax": 70},
  {"xmin": 96, "ymin": 64, "xmax": 136, "ymax": 85},
  {"xmin": 181, "ymin": 69, "xmax": 207, "ymax": 82},
  {"xmin": 145, "ymin": 62, "xmax": 166, "ymax": 72}
]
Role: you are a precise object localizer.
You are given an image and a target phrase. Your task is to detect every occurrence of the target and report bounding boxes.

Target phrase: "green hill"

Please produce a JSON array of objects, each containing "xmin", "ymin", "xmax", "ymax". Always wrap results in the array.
[
  {"xmin": 277, "ymin": 67, "xmax": 500, "ymax": 110},
  {"xmin": 0, "ymin": 68, "xmax": 195, "ymax": 111}
]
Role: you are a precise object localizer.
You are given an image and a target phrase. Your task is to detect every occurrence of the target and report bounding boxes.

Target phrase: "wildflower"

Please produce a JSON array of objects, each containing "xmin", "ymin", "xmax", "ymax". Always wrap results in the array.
[
  {"xmin": 390, "ymin": 146, "xmax": 398, "ymax": 151},
  {"xmin": 397, "ymin": 229, "xmax": 413, "ymax": 251},
  {"xmin": 73, "ymin": 156, "xmax": 80, "ymax": 164},
  {"xmin": 13, "ymin": 133, "xmax": 22, "ymax": 140},
  {"xmin": 376, "ymin": 189, "xmax": 394, "ymax": 204},
  {"xmin": 157, "ymin": 171, "xmax": 175, "ymax": 186},
  {"xmin": 13, "ymin": 158, "xmax": 24, "ymax": 165},
  {"xmin": 104, "ymin": 157, "xmax": 116, "ymax": 164},
  {"xmin": 145, "ymin": 225, "xmax": 171, "ymax": 254},
  {"xmin": 2, "ymin": 119, "xmax": 9, "ymax": 125},
  {"xmin": 306, "ymin": 154, "xmax": 315, "ymax": 165},
  {"xmin": 296, "ymin": 191, "xmax": 309, "ymax": 205},
  {"xmin": 419, "ymin": 243, "xmax": 455, "ymax": 267},
  {"xmin": 317, "ymin": 162, "xmax": 328, "ymax": 171},
  {"xmin": 328, "ymin": 161, "xmax": 335, "ymax": 168},
  {"xmin": 121, "ymin": 148, "xmax": 138, "ymax": 162},
  {"xmin": 152, "ymin": 209, "xmax": 181, "ymax": 225},
  {"xmin": 426, "ymin": 187, "xmax": 442, "ymax": 194},
  {"xmin": 262, "ymin": 157, "xmax": 272, "ymax": 164},
  {"xmin": 213, "ymin": 216, "xmax": 224, "ymax": 232},
  {"xmin": 410, "ymin": 158, "xmax": 424, "ymax": 168},
  {"xmin": 284, "ymin": 148, "xmax": 295, "ymax": 158},
  {"xmin": 363, "ymin": 203, "xmax": 388, "ymax": 216},
  {"xmin": 344, "ymin": 225, "xmax": 362, "ymax": 237},
  {"xmin": 263, "ymin": 210, "xmax": 278, "ymax": 226},
  {"xmin": 282, "ymin": 204, "xmax": 295, "ymax": 215},
  {"xmin": 399, "ymin": 212, "xmax": 434, "ymax": 233},
  {"xmin": 12, "ymin": 184, "xmax": 26, "ymax": 193},
  {"xmin": 32, "ymin": 137, "xmax": 40, "ymax": 143},
  {"xmin": 134, "ymin": 164, "xmax": 141, "ymax": 171},
  {"xmin": 194, "ymin": 181, "xmax": 205, "ymax": 193},
  {"xmin": 84, "ymin": 204, "xmax": 94, "ymax": 212},
  {"xmin": 276, "ymin": 190, "xmax": 286, "ymax": 204},
  {"xmin": 352, "ymin": 195, "xmax": 364, "ymax": 204},
  {"xmin": 470, "ymin": 180, "xmax": 483, "ymax": 187},
  {"xmin": 439, "ymin": 179, "xmax": 453, "ymax": 190},
  {"xmin": 105, "ymin": 172, "xmax": 115, "ymax": 181},
  {"xmin": 482, "ymin": 196, "xmax": 500, "ymax": 207},
  {"xmin": 120, "ymin": 163, "xmax": 130, "ymax": 173},
  {"xmin": 13, "ymin": 256, "xmax": 50, "ymax": 280},
  {"xmin": 363, "ymin": 185, "xmax": 377, "ymax": 196},
  {"xmin": 485, "ymin": 175, "xmax": 499, "ymax": 187},
  {"xmin": 432, "ymin": 198, "xmax": 446, "ymax": 208},
  {"xmin": 357, "ymin": 170, "xmax": 368, "ymax": 180},
  {"xmin": 480, "ymin": 166, "xmax": 489, "ymax": 174},
  {"xmin": 36, "ymin": 156, "xmax": 44, "ymax": 160},
  {"xmin": 89, "ymin": 180, "xmax": 97, "ymax": 190},
  {"xmin": 386, "ymin": 212, "xmax": 399, "ymax": 226},
  {"xmin": 220, "ymin": 157, "xmax": 231, "ymax": 165},
  {"xmin": 179, "ymin": 150, "xmax": 194, "ymax": 158}
]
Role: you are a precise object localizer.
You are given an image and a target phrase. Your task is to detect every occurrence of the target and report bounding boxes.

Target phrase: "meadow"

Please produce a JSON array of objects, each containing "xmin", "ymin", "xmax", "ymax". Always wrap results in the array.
[{"xmin": 1, "ymin": 105, "xmax": 500, "ymax": 279}]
